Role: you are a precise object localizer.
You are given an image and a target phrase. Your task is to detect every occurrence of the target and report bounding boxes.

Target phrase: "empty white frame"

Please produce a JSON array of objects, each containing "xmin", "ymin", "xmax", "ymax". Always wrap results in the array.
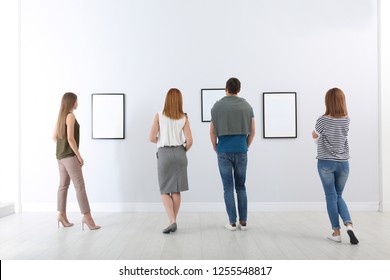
[
  {"xmin": 263, "ymin": 92, "xmax": 297, "ymax": 138},
  {"xmin": 92, "ymin": 93, "xmax": 125, "ymax": 139},
  {"xmin": 201, "ymin": 88, "xmax": 226, "ymax": 122}
]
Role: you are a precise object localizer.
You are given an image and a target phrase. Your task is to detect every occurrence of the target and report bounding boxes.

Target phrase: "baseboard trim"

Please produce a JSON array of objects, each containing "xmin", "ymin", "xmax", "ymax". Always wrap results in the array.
[
  {"xmin": 21, "ymin": 202, "xmax": 379, "ymax": 212},
  {"xmin": 379, "ymin": 202, "xmax": 390, "ymax": 212},
  {"xmin": 0, "ymin": 202, "xmax": 15, "ymax": 218}
]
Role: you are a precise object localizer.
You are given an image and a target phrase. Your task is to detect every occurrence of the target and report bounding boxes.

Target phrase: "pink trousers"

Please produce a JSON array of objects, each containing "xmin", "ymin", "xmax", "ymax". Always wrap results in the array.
[{"xmin": 57, "ymin": 156, "xmax": 91, "ymax": 214}]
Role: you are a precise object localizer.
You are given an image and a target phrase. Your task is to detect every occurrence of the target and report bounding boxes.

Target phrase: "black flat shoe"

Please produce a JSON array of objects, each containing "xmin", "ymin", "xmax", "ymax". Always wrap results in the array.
[
  {"xmin": 162, "ymin": 222, "xmax": 177, "ymax": 234},
  {"xmin": 346, "ymin": 225, "xmax": 359, "ymax": 245}
]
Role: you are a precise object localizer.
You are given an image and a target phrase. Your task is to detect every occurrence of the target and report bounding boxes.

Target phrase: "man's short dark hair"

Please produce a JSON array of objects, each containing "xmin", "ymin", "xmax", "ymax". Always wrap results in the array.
[{"xmin": 226, "ymin": 78, "xmax": 241, "ymax": 94}]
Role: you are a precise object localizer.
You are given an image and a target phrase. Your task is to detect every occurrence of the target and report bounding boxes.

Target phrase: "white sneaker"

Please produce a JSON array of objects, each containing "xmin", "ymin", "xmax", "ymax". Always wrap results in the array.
[
  {"xmin": 238, "ymin": 224, "xmax": 247, "ymax": 231},
  {"xmin": 327, "ymin": 234, "xmax": 341, "ymax": 242},
  {"xmin": 224, "ymin": 224, "xmax": 237, "ymax": 231}
]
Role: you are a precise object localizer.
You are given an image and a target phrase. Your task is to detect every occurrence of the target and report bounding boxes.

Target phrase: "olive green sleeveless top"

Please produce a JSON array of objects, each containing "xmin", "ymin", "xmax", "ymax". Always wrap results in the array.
[{"xmin": 56, "ymin": 118, "xmax": 80, "ymax": 160}]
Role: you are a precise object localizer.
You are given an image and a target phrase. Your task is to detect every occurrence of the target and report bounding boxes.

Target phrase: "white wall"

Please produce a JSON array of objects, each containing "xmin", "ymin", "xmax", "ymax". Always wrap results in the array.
[
  {"xmin": 19, "ymin": 0, "xmax": 379, "ymax": 212},
  {"xmin": 380, "ymin": 0, "xmax": 390, "ymax": 211},
  {"xmin": 0, "ymin": 0, "xmax": 19, "ymax": 209}
]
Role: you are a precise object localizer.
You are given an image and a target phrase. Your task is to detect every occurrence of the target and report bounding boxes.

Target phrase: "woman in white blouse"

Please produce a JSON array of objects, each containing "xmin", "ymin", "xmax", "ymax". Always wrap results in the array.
[{"xmin": 149, "ymin": 88, "xmax": 193, "ymax": 234}]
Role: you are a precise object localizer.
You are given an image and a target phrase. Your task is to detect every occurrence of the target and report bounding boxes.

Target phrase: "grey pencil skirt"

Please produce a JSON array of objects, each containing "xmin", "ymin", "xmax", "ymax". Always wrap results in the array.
[{"xmin": 157, "ymin": 146, "xmax": 189, "ymax": 194}]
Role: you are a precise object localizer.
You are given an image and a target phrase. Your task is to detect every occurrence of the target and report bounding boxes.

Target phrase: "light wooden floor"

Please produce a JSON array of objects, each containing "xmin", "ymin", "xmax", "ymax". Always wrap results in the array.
[{"xmin": 1, "ymin": 211, "xmax": 389, "ymax": 260}]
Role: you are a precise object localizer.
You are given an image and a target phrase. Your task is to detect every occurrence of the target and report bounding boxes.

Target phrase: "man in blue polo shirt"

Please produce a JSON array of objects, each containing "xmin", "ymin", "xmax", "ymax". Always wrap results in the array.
[{"xmin": 210, "ymin": 77, "xmax": 256, "ymax": 231}]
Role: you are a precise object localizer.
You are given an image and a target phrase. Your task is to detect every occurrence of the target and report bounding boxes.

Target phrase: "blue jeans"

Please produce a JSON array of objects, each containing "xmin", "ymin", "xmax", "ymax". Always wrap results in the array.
[
  {"xmin": 317, "ymin": 159, "xmax": 352, "ymax": 230},
  {"xmin": 217, "ymin": 153, "xmax": 248, "ymax": 224}
]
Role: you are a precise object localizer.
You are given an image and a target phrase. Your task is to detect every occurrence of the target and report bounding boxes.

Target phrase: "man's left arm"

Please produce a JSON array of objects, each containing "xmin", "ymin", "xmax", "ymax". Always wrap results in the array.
[{"xmin": 247, "ymin": 117, "xmax": 255, "ymax": 149}]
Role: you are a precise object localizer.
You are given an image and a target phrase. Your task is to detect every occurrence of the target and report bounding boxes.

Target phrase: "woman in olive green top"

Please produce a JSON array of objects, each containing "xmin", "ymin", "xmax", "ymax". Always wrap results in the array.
[{"xmin": 53, "ymin": 92, "xmax": 100, "ymax": 230}]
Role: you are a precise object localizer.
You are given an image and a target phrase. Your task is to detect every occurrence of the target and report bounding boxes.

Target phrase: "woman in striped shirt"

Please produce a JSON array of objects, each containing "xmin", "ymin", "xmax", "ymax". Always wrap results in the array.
[{"xmin": 312, "ymin": 88, "xmax": 359, "ymax": 245}]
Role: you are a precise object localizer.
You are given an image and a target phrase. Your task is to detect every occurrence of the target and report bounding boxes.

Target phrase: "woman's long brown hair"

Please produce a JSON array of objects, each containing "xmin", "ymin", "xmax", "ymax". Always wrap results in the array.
[
  {"xmin": 324, "ymin": 88, "xmax": 348, "ymax": 117},
  {"xmin": 56, "ymin": 92, "xmax": 77, "ymax": 139},
  {"xmin": 162, "ymin": 88, "xmax": 185, "ymax": 120}
]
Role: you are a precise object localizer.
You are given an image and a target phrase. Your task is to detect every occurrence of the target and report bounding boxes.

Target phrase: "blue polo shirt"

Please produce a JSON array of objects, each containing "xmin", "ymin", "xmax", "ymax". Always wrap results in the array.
[
  {"xmin": 216, "ymin": 135, "xmax": 248, "ymax": 153},
  {"xmin": 216, "ymin": 109, "xmax": 253, "ymax": 153}
]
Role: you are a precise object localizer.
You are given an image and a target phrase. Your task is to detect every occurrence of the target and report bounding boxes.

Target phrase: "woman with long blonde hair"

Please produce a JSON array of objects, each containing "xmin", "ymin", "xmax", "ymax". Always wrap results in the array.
[
  {"xmin": 149, "ymin": 88, "xmax": 193, "ymax": 234},
  {"xmin": 53, "ymin": 92, "xmax": 100, "ymax": 230},
  {"xmin": 312, "ymin": 88, "xmax": 358, "ymax": 244}
]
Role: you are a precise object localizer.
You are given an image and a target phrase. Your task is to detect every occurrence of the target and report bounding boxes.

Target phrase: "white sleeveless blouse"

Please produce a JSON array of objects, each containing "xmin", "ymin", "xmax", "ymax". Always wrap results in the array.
[{"xmin": 157, "ymin": 112, "xmax": 186, "ymax": 148}]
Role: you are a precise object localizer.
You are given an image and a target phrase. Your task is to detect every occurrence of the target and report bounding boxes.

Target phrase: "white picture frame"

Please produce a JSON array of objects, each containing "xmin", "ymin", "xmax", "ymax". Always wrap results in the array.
[
  {"xmin": 263, "ymin": 92, "xmax": 297, "ymax": 138},
  {"xmin": 91, "ymin": 93, "xmax": 125, "ymax": 139},
  {"xmin": 201, "ymin": 88, "xmax": 226, "ymax": 122}
]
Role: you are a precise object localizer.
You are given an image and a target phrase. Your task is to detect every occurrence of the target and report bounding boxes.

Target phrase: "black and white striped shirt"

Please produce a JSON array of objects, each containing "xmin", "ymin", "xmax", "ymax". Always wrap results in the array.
[{"xmin": 315, "ymin": 115, "xmax": 349, "ymax": 161}]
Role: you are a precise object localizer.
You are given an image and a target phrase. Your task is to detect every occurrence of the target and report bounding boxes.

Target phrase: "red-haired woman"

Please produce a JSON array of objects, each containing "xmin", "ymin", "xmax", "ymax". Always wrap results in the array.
[
  {"xmin": 149, "ymin": 88, "xmax": 193, "ymax": 234},
  {"xmin": 313, "ymin": 88, "xmax": 358, "ymax": 244}
]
